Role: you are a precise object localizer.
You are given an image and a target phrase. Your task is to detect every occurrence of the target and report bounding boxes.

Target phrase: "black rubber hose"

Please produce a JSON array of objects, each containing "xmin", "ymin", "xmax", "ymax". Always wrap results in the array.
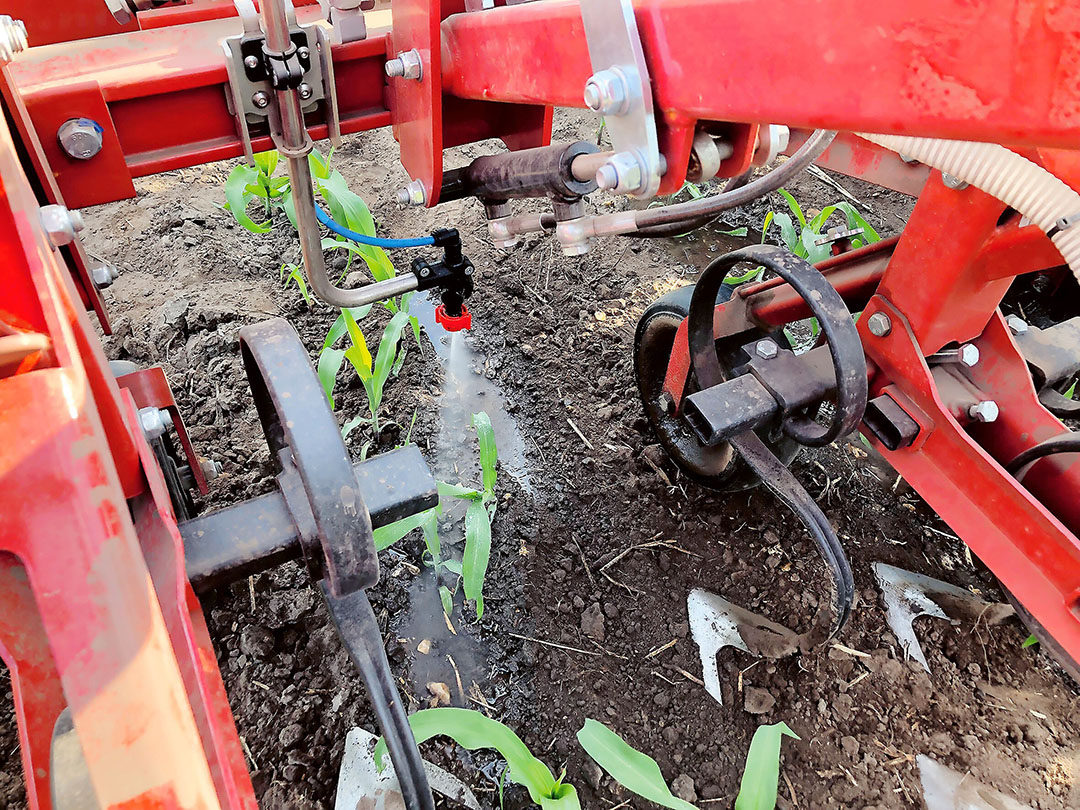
[
  {"xmin": 1006, "ymin": 434, "xmax": 1080, "ymax": 482},
  {"xmin": 631, "ymin": 130, "xmax": 837, "ymax": 235},
  {"xmin": 321, "ymin": 585, "xmax": 435, "ymax": 810},
  {"xmin": 633, "ymin": 171, "xmax": 754, "ymax": 239}
]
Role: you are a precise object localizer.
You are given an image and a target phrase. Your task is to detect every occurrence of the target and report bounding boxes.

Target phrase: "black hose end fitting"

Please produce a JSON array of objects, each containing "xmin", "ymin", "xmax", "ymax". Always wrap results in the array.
[{"xmin": 411, "ymin": 229, "xmax": 474, "ymax": 315}]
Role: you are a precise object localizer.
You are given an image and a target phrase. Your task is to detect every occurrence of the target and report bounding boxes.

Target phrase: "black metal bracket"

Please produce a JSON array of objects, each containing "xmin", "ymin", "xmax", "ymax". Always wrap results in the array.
[{"xmin": 411, "ymin": 228, "xmax": 475, "ymax": 318}]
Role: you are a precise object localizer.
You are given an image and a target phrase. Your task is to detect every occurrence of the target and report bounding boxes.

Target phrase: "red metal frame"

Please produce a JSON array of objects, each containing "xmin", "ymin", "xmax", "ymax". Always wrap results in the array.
[{"xmin": 2, "ymin": 0, "xmax": 1080, "ymax": 807}]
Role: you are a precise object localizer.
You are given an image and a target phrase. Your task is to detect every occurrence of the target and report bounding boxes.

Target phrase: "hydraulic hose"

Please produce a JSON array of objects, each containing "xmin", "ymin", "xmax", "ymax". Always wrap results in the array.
[
  {"xmin": 633, "ymin": 170, "xmax": 755, "ymax": 239},
  {"xmin": 858, "ymin": 133, "xmax": 1080, "ymax": 285},
  {"xmin": 631, "ymin": 130, "xmax": 837, "ymax": 235},
  {"xmin": 316, "ymin": 205, "xmax": 435, "ymax": 248},
  {"xmin": 1006, "ymin": 434, "xmax": 1080, "ymax": 482}
]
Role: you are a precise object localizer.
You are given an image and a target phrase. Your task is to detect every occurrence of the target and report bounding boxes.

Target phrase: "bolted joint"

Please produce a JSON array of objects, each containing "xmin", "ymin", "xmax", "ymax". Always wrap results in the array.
[
  {"xmin": 385, "ymin": 49, "xmax": 422, "ymax": 80},
  {"xmin": 58, "ymin": 118, "xmax": 105, "ymax": 161},
  {"xmin": 866, "ymin": 311, "xmax": 892, "ymax": 337},
  {"xmin": 200, "ymin": 458, "xmax": 223, "ymax": 481},
  {"xmin": 968, "ymin": 401, "xmax": 999, "ymax": 423},
  {"xmin": 0, "ymin": 15, "xmax": 27, "ymax": 65},
  {"xmin": 594, "ymin": 151, "xmax": 645, "ymax": 196},
  {"xmin": 40, "ymin": 204, "xmax": 85, "ymax": 248},
  {"xmin": 298, "ymin": 82, "xmax": 314, "ymax": 100},
  {"xmin": 90, "ymin": 262, "xmax": 120, "ymax": 289},
  {"xmin": 139, "ymin": 407, "xmax": 174, "ymax": 442},
  {"xmin": 941, "ymin": 172, "xmax": 969, "ymax": 190},
  {"xmin": 755, "ymin": 339, "xmax": 778, "ymax": 359},
  {"xmin": 252, "ymin": 91, "xmax": 270, "ymax": 109},
  {"xmin": 657, "ymin": 390, "xmax": 676, "ymax": 415},
  {"xmin": 583, "ymin": 68, "xmax": 630, "ymax": 116},
  {"xmin": 395, "ymin": 179, "xmax": 427, "ymax": 207},
  {"xmin": 958, "ymin": 343, "xmax": 980, "ymax": 367}
]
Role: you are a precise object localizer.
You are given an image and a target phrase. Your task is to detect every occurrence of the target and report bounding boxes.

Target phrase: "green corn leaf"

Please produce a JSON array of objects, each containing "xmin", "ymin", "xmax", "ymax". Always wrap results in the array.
[
  {"xmin": 318, "ymin": 171, "xmax": 396, "ymax": 281},
  {"xmin": 224, "ymin": 165, "xmax": 271, "ymax": 233},
  {"xmin": 778, "ymin": 188, "xmax": 806, "ymax": 227},
  {"xmin": 253, "ymin": 150, "xmax": 279, "ymax": 178},
  {"xmin": 309, "ymin": 148, "xmax": 331, "ymax": 180},
  {"xmin": 373, "ymin": 507, "xmax": 436, "ymax": 551},
  {"xmin": 439, "ymin": 585, "xmax": 454, "ymax": 616},
  {"xmin": 735, "ymin": 722, "xmax": 800, "ymax": 810},
  {"xmin": 392, "ymin": 338, "xmax": 408, "ymax": 376},
  {"xmin": 245, "ymin": 181, "xmax": 270, "ymax": 199},
  {"xmin": 576, "ymin": 719, "xmax": 696, "ymax": 810},
  {"xmin": 472, "ymin": 411, "xmax": 497, "ymax": 494},
  {"xmin": 437, "ymin": 481, "xmax": 482, "ymax": 501},
  {"xmin": 316, "ymin": 347, "xmax": 346, "ymax": 409},
  {"xmin": 1022, "ymin": 633, "xmax": 1040, "ymax": 648},
  {"xmin": 1065, "ymin": 381, "xmax": 1076, "ymax": 400},
  {"xmin": 760, "ymin": 210, "xmax": 775, "ymax": 244},
  {"xmin": 719, "ymin": 226, "xmax": 749, "ymax": 237},
  {"xmin": 371, "ymin": 310, "xmax": 411, "ymax": 406},
  {"xmin": 463, "ymin": 499, "xmax": 492, "ymax": 618},
  {"xmin": 283, "ymin": 189, "xmax": 298, "ymax": 230},
  {"xmin": 835, "ymin": 202, "xmax": 881, "ymax": 243},
  {"xmin": 770, "ymin": 212, "xmax": 800, "ymax": 255},
  {"xmin": 374, "ymin": 708, "xmax": 578, "ymax": 808},
  {"xmin": 800, "ymin": 226, "xmax": 831, "ymax": 264},
  {"xmin": 323, "ymin": 306, "xmax": 373, "ymax": 350},
  {"xmin": 420, "ymin": 511, "xmax": 441, "ymax": 562},
  {"xmin": 441, "ymin": 559, "xmax": 463, "ymax": 575},
  {"xmin": 807, "ymin": 204, "xmax": 839, "ymax": 234},
  {"xmin": 341, "ymin": 412, "xmax": 368, "ymax": 441}
]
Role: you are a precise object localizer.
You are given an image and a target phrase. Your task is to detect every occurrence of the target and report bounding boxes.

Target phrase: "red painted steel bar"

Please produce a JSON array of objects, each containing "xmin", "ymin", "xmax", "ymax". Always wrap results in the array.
[{"xmin": 441, "ymin": 0, "xmax": 1080, "ymax": 149}]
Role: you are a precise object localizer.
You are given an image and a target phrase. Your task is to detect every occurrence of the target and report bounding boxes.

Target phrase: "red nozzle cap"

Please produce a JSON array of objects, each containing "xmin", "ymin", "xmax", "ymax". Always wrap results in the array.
[{"xmin": 435, "ymin": 303, "xmax": 471, "ymax": 332}]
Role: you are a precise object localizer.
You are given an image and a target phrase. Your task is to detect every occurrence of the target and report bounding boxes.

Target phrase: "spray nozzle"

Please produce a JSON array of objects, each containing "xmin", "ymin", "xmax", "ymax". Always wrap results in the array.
[{"xmin": 412, "ymin": 228, "xmax": 474, "ymax": 331}]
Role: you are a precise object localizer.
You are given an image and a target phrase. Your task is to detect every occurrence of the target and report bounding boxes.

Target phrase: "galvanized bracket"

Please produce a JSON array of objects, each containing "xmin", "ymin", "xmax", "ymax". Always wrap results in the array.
[
  {"xmin": 579, "ymin": 0, "xmax": 662, "ymax": 198},
  {"xmin": 222, "ymin": 0, "xmax": 340, "ymax": 165}
]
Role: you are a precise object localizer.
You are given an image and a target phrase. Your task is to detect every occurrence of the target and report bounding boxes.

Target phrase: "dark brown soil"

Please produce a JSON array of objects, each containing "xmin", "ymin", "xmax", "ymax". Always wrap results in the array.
[{"xmin": 3, "ymin": 113, "xmax": 1079, "ymax": 810}]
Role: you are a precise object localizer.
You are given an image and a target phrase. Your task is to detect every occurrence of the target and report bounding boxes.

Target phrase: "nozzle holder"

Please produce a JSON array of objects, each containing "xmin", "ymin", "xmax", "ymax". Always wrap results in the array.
[{"xmin": 435, "ymin": 303, "xmax": 472, "ymax": 332}]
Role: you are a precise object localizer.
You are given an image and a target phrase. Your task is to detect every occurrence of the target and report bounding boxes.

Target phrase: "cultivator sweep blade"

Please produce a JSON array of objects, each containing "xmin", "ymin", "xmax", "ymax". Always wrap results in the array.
[{"xmin": 874, "ymin": 563, "xmax": 1014, "ymax": 672}]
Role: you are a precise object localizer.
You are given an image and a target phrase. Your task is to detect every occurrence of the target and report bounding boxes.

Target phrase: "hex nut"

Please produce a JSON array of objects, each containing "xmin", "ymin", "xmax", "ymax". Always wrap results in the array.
[
  {"xmin": 385, "ymin": 49, "xmax": 422, "ymax": 80},
  {"xmin": 755, "ymin": 339, "xmax": 779, "ymax": 359},
  {"xmin": 91, "ymin": 262, "xmax": 119, "ymax": 289},
  {"xmin": 1005, "ymin": 315, "xmax": 1028, "ymax": 335},
  {"xmin": 139, "ymin": 407, "xmax": 173, "ymax": 441},
  {"xmin": 867, "ymin": 312, "xmax": 892, "ymax": 337},
  {"xmin": 58, "ymin": 118, "xmax": 104, "ymax": 161},
  {"xmin": 968, "ymin": 401, "xmax": 999, "ymax": 423},
  {"xmin": 395, "ymin": 179, "xmax": 426, "ymax": 206},
  {"xmin": 39, "ymin": 205, "xmax": 84, "ymax": 248},
  {"xmin": 583, "ymin": 69, "xmax": 629, "ymax": 116},
  {"xmin": 597, "ymin": 151, "xmax": 644, "ymax": 196}
]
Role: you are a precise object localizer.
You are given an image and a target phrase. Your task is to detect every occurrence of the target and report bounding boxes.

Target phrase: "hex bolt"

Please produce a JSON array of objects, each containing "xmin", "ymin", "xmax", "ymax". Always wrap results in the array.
[
  {"xmin": 968, "ymin": 400, "xmax": 999, "ymax": 423},
  {"xmin": 395, "ymin": 179, "xmax": 426, "ymax": 206},
  {"xmin": 657, "ymin": 390, "xmax": 676, "ymax": 415},
  {"xmin": 941, "ymin": 172, "xmax": 969, "ymax": 190},
  {"xmin": 594, "ymin": 163, "xmax": 619, "ymax": 191},
  {"xmin": 39, "ymin": 204, "xmax": 84, "ymax": 248},
  {"xmin": 867, "ymin": 312, "xmax": 892, "ymax": 337},
  {"xmin": 755, "ymin": 338, "xmax": 779, "ymax": 359},
  {"xmin": 1005, "ymin": 315, "xmax": 1029, "ymax": 335},
  {"xmin": 583, "ymin": 69, "xmax": 629, "ymax": 116},
  {"xmin": 958, "ymin": 344, "xmax": 980, "ymax": 367},
  {"xmin": 139, "ymin": 407, "xmax": 174, "ymax": 442},
  {"xmin": 298, "ymin": 82, "xmax": 314, "ymax": 100},
  {"xmin": 385, "ymin": 49, "xmax": 422, "ymax": 80},
  {"xmin": 252, "ymin": 91, "xmax": 270, "ymax": 109},
  {"xmin": 0, "ymin": 16, "xmax": 27, "ymax": 65},
  {"xmin": 200, "ymin": 458, "xmax": 223, "ymax": 481},
  {"xmin": 90, "ymin": 262, "xmax": 119, "ymax": 289},
  {"xmin": 58, "ymin": 118, "xmax": 104, "ymax": 161},
  {"xmin": 243, "ymin": 54, "xmax": 260, "ymax": 70}
]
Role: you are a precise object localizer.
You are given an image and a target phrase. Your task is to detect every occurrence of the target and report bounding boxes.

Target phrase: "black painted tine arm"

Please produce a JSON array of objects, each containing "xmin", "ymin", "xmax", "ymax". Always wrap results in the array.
[
  {"xmin": 321, "ymin": 585, "xmax": 435, "ymax": 810},
  {"xmin": 730, "ymin": 431, "xmax": 854, "ymax": 638}
]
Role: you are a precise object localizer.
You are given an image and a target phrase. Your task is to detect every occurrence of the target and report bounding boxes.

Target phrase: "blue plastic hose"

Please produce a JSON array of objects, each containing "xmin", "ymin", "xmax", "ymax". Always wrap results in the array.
[{"xmin": 315, "ymin": 204, "xmax": 435, "ymax": 248}]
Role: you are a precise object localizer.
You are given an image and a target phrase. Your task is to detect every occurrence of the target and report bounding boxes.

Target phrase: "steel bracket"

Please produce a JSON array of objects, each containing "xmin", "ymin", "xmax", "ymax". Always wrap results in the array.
[
  {"xmin": 222, "ymin": 0, "xmax": 340, "ymax": 165},
  {"xmin": 579, "ymin": 0, "xmax": 662, "ymax": 198}
]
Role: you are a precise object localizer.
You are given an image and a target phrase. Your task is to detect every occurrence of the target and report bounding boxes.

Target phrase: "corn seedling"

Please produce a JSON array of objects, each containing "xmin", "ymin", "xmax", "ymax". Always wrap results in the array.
[
  {"xmin": 278, "ymin": 263, "xmax": 312, "ymax": 307},
  {"xmin": 735, "ymin": 722, "xmax": 799, "ymax": 810},
  {"xmin": 576, "ymin": 720, "xmax": 695, "ymax": 810},
  {"xmin": 374, "ymin": 708, "xmax": 581, "ymax": 809},
  {"xmin": 372, "ymin": 412, "xmax": 498, "ymax": 620},
  {"xmin": 1023, "ymin": 633, "xmax": 1040, "ymax": 648}
]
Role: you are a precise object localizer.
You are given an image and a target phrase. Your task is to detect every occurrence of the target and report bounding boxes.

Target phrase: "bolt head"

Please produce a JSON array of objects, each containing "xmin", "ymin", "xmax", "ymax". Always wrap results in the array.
[
  {"xmin": 138, "ymin": 407, "xmax": 172, "ymax": 441},
  {"xmin": 867, "ymin": 311, "xmax": 892, "ymax": 337},
  {"xmin": 252, "ymin": 91, "xmax": 270, "ymax": 109},
  {"xmin": 941, "ymin": 172, "xmax": 969, "ymax": 190},
  {"xmin": 297, "ymin": 46, "xmax": 310, "ymax": 61},
  {"xmin": 958, "ymin": 344, "xmax": 980, "ymax": 367},
  {"xmin": 657, "ymin": 390, "xmax": 676, "ymax": 415},
  {"xmin": 91, "ymin": 262, "xmax": 119, "ymax": 289},
  {"xmin": 1006, "ymin": 315, "xmax": 1028, "ymax": 335},
  {"xmin": 298, "ymin": 82, "xmax": 313, "ymax": 100},
  {"xmin": 58, "ymin": 118, "xmax": 104, "ymax": 161},
  {"xmin": 419, "ymin": 267, "xmax": 431, "ymax": 277},
  {"xmin": 39, "ymin": 204, "xmax": 82, "ymax": 248},
  {"xmin": 200, "ymin": 458, "xmax": 222, "ymax": 481},
  {"xmin": 243, "ymin": 54, "xmax": 260, "ymax": 70},
  {"xmin": 755, "ymin": 338, "xmax": 779, "ymax": 359},
  {"xmin": 464, "ymin": 265, "xmax": 474, "ymax": 276},
  {"xmin": 968, "ymin": 400, "xmax": 999, "ymax": 423}
]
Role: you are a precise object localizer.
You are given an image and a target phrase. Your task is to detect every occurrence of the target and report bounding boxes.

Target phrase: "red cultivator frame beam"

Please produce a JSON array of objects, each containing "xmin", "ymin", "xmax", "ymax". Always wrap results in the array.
[{"xmin": 2, "ymin": 0, "xmax": 1080, "ymax": 807}]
